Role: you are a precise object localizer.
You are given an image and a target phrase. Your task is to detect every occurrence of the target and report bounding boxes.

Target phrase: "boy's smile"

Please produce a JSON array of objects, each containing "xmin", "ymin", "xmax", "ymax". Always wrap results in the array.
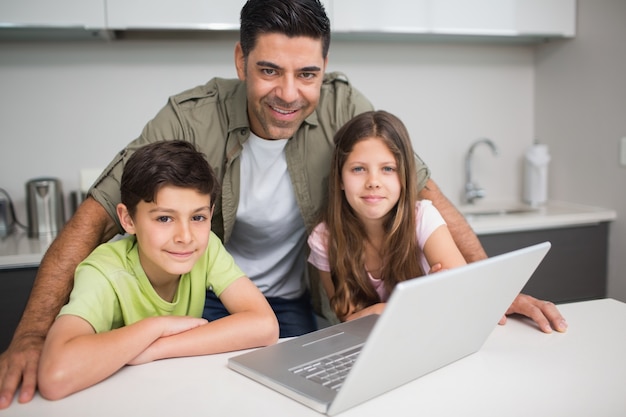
[{"xmin": 119, "ymin": 185, "xmax": 213, "ymax": 290}]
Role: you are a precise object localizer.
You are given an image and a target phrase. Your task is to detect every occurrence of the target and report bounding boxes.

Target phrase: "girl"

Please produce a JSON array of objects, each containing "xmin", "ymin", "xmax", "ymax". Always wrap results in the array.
[{"xmin": 308, "ymin": 110, "xmax": 467, "ymax": 321}]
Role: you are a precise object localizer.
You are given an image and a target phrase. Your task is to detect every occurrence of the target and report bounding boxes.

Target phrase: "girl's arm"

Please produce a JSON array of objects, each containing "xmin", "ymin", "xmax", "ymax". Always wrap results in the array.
[
  {"xmin": 38, "ymin": 314, "xmax": 207, "ymax": 400},
  {"xmin": 129, "ymin": 276, "xmax": 279, "ymax": 365},
  {"xmin": 319, "ymin": 269, "xmax": 385, "ymax": 322},
  {"xmin": 422, "ymin": 225, "xmax": 467, "ymax": 272},
  {"xmin": 419, "ymin": 179, "xmax": 487, "ymax": 263}
]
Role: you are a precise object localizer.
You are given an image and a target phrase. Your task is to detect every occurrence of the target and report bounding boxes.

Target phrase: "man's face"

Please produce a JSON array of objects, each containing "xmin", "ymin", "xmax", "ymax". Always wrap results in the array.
[{"xmin": 235, "ymin": 33, "xmax": 327, "ymax": 140}]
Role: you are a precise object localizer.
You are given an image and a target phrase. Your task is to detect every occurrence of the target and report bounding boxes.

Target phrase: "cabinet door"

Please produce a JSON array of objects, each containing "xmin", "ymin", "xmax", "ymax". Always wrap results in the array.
[
  {"xmin": 332, "ymin": 0, "xmax": 429, "ymax": 33},
  {"xmin": 430, "ymin": 0, "xmax": 517, "ymax": 35},
  {"xmin": 331, "ymin": 0, "xmax": 575, "ymax": 37},
  {"xmin": 106, "ymin": 0, "xmax": 246, "ymax": 30},
  {"xmin": 0, "ymin": 0, "xmax": 105, "ymax": 28},
  {"xmin": 515, "ymin": 0, "xmax": 576, "ymax": 37},
  {"xmin": 478, "ymin": 223, "xmax": 608, "ymax": 303}
]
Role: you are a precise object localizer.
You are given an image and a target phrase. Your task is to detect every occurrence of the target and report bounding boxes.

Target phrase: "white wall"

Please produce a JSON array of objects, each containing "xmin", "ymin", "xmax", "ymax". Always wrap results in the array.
[
  {"xmin": 0, "ymin": 35, "xmax": 534, "ymax": 220},
  {"xmin": 535, "ymin": 0, "xmax": 626, "ymax": 302}
]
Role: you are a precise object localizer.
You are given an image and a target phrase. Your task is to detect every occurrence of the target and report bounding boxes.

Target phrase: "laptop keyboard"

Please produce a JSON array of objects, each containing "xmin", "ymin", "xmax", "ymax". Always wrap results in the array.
[{"xmin": 290, "ymin": 345, "xmax": 363, "ymax": 391}]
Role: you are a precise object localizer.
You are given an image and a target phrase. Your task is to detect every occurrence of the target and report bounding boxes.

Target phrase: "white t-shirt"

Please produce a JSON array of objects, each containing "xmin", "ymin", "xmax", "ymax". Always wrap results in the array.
[
  {"xmin": 225, "ymin": 133, "xmax": 306, "ymax": 299},
  {"xmin": 307, "ymin": 200, "xmax": 446, "ymax": 301}
]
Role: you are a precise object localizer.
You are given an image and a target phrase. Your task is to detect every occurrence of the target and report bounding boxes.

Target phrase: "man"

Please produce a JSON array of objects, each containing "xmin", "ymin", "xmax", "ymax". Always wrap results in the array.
[{"xmin": 0, "ymin": 0, "xmax": 567, "ymax": 409}]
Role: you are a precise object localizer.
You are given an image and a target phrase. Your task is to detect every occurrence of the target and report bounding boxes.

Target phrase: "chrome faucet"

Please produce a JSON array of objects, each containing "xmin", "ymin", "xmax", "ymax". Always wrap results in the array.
[{"xmin": 464, "ymin": 138, "xmax": 498, "ymax": 204}]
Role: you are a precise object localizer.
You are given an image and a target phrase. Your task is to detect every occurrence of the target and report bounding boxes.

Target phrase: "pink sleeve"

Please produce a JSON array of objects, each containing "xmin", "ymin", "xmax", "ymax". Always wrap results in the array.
[
  {"xmin": 307, "ymin": 223, "xmax": 331, "ymax": 272},
  {"xmin": 416, "ymin": 200, "xmax": 446, "ymax": 249}
]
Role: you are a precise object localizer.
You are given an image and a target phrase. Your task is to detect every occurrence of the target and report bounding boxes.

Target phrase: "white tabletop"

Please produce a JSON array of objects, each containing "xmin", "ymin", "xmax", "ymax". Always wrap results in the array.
[{"xmin": 5, "ymin": 298, "xmax": 626, "ymax": 417}]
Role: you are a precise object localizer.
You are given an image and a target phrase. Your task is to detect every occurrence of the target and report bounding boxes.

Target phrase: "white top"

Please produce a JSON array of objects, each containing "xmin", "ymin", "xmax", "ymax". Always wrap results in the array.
[
  {"xmin": 5, "ymin": 299, "xmax": 625, "ymax": 416},
  {"xmin": 307, "ymin": 200, "xmax": 445, "ymax": 301},
  {"xmin": 225, "ymin": 133, "xmax": 306, "ymax": 299}
]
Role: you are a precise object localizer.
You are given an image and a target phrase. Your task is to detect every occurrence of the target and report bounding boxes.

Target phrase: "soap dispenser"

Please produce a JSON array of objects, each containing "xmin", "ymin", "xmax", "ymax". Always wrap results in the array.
[{"xmin": 523, "ymin": 142, "xmax": 551, "ymax": 207}]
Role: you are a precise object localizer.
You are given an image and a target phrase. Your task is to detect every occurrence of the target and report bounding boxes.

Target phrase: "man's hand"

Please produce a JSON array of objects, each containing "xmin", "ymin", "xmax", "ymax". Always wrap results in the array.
[
  {"xmin": 0, "ymin": 334, "xmax": 45, "ymax": 409},
  {"xmin": 499, "ymin": 293, "xmax": 568, "ymax": 333}
]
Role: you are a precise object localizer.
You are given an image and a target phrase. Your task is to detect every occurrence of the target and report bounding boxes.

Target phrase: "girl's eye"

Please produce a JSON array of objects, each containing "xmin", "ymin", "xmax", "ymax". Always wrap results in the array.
[
  {"xmin": 352, "ymin": 166, "xmax": 364, "ymax": 173},
  {"xmin": 383, "ymin": 166, "xmax": 396, "ymax": 173}
]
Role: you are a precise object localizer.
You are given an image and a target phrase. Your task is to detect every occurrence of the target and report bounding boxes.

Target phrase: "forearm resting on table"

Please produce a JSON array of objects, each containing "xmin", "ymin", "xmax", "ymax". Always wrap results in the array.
[{"xmin": 419, "ymin": 179, "xmax": 487, "ymax": 263}]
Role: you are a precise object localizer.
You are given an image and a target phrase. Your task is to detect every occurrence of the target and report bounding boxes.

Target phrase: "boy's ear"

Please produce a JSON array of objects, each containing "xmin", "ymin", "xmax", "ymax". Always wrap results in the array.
[{"xmin": 117, "ymin": 203, "xmax": 136, "ymax": 235}]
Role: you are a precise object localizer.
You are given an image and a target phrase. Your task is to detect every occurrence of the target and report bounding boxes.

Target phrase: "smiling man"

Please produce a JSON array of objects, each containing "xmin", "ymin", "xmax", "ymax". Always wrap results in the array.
[{"xmin": 0, "ymin": 0, "xmax": 567, "ymax": 409}]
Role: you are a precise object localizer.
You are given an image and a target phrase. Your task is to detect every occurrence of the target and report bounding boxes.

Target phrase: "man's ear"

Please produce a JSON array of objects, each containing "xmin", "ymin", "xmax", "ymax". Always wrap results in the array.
[
  {"xmin": 234, "ymin": 42, "xmax": 246, "ymax": 81},
  {"xmin": 117, "ymin": 203, "xmax": 136, "ymax": 235}
]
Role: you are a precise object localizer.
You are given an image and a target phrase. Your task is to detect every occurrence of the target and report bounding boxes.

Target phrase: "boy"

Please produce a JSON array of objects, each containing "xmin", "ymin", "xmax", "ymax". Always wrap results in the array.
[{"xmin": 37, "ymin": 141, "xmax": 278, "ymax": 400}]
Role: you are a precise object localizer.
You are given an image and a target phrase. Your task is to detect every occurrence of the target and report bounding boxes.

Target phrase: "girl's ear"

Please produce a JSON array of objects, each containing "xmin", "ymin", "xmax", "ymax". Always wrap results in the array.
[{"xmin": 117, "ymin": 203, "xmax": 136, "ymax": 235}]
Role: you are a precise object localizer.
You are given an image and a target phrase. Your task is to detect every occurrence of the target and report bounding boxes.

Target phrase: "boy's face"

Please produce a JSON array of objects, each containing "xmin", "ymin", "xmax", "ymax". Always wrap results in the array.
[
  {"xmin": 118, "ymin": 185, "xmax": 213, "ymax": 284},
  {"xmin": 235, "ymin": 32, "xmax": 328, "ymax": 140}
]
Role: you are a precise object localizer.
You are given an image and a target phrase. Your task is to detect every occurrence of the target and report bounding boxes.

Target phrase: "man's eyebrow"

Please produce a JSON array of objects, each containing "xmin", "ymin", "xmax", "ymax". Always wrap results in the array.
[{"xmin": 256, "ymin": 61, "xmax": 322, "ymax": 72}]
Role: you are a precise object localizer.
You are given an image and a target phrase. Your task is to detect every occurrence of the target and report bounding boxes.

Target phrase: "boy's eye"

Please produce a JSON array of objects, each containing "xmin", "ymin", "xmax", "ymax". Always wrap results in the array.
[
  {"xmin": 192, "ymin": 215, "xmax": 207, "ymax": 222},
  {"xmin": 156, "ymin": 216, "xmax": 172, "ymax": 223}
]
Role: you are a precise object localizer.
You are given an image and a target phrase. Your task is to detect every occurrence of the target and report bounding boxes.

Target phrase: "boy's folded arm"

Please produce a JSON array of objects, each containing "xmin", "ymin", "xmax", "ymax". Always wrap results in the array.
[
  {"xmin": 37, "ymin": 314, "xmax": 205, "ymax": 400},
  {"xmin": 141, "ymin": 277, "xmax": 280, "ymax": 361}
]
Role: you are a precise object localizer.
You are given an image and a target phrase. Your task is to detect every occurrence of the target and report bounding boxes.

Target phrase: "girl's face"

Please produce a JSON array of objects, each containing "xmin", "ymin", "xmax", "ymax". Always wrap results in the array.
[{"xmin": 341, "ymin": 137, "xmax": 401, "ymax": 225}]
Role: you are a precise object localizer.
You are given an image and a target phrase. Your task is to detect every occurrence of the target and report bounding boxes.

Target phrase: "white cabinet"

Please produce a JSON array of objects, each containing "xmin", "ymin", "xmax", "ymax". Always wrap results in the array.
[
  {"xmin": 0, "ymin": 0, "xmax": 105, "ymax": 28},
  {"xmin": 106, "ymin": 0, "xmax": 246, "ymax": 30},
  {"xmin": 331, "ymin": 0, "xmax": 576, "ymax": 38},
  {"xmin": 331, "ymin": 0, "xmax": 429, "ymax": 33}
]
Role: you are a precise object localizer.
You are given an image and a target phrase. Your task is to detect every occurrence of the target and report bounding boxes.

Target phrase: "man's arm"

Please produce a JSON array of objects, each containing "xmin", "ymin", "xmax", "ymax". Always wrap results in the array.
[
  {"xmin": 418, "ymin": 179, "xmax": 487, "ymax": 263},
  {"xmin": 0, "ymin": 197, "xmax": 118, "ymax": 409},
  {"xmin": 420, "ymin": 179, "xmax": 568, "ymax": 334}
]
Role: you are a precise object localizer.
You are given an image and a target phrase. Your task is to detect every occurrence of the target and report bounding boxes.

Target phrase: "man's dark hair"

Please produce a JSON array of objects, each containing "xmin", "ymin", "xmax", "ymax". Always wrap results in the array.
[
  {"xmin": 240, "ymin": 0, "xmax": 331, "ymax": 59},
  {"xmin": 120, "ymin": 141, "xmax": 220, "ymax": 217}
]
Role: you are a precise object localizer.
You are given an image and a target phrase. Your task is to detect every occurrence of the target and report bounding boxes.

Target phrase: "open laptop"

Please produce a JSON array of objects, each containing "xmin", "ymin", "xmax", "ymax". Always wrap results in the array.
[{"xmin": 228, "ymin": 241, "xmax": 551, "ymax": 415}]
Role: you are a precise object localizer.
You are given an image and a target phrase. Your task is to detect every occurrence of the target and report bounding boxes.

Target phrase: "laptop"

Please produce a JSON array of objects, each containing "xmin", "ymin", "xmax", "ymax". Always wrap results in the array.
[{"xmin": 228, "ymin": 241, "xmax": 551, "ymax": 415}]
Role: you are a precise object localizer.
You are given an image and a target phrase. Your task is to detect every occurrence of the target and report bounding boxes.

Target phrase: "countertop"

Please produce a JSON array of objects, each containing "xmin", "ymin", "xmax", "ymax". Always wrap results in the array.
[
  {"xmin": 4, "ymin": 299, "xmax": 626, "ymax": 416},
  {"xmin": 0, "ymin": 230, "xmax": 54, "ymax": 269},
  {"xmin": 459, "ymin": 200, "xmax": 616, "ymax": 235},
  {"xmin": 0, "ymin": 201, "xmax": 617, "ymax": 269}
]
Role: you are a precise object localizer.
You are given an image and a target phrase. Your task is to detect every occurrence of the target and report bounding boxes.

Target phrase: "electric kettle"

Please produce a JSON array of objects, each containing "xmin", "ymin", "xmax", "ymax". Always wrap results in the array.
[{"xmin": 26, "ymin": 177, "xmax": 65, "ymax": 238}]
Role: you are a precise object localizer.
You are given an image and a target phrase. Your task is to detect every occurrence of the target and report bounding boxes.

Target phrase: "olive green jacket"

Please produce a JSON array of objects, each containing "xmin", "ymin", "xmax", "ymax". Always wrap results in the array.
[{"xmin": 90, "ymin": 72, "xmax": 429, "ymax": 321}]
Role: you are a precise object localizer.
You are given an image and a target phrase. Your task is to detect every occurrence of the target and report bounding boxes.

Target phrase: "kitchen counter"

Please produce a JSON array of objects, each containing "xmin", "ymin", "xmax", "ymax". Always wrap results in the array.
[
  {"xmin": 0, "ymin": 201, "xmax": 617, "ymax": 269},
  {"xmin": 459, "ymin": 200, "xmax": 616, "ymax": 235},
  {"xmin": 0, "ymin": 229, "xmax": 54, "ymax": 269}
]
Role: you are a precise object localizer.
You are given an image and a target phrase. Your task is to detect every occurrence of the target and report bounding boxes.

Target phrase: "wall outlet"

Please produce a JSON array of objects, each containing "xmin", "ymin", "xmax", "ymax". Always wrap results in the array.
[{"xmin": 621, "ymin": 137, "xmax": 626, "ymax": 167}]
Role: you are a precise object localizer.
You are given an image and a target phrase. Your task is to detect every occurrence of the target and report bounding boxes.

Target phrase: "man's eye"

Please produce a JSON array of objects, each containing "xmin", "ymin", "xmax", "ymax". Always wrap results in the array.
[
  {"xmin": 261, "ymin": 68, "xmax": 276, "ymax": 76},
  {"xmin": 300, "ymin": 72, "xmax": 316, "ymax": 80}
]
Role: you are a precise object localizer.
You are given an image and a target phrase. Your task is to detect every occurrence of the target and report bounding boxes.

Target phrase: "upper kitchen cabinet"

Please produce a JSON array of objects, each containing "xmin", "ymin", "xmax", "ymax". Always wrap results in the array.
[
  {"xmin": 331, "ymin": 0, "xmax": 576, "ymax": 39},
  {"xmin": 331, "ymin": 0, "xmax": 429, "ymax": 34},
  {"xmin": 106, "ymin": 0, "xmax": 246, "ymax": 30},
  {"xmin": 0, "ymin": 0, "xmax": 105, "ymax": 28}
]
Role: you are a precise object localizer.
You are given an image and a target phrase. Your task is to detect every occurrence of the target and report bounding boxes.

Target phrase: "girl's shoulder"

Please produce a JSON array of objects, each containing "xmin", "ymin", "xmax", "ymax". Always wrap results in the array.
[{"xmin": 309, "ymin": 222, "xmax": 330, "ymax": 242}]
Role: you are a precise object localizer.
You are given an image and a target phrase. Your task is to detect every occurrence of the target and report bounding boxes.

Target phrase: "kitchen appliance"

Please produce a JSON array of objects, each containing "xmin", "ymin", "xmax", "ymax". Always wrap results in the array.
[
  {"xmin": 0, "ymin": 194, "xmax": 13, "ymax": 238},
  {"xmin": 26, "ymin": 177, "xmax": 65, "ymax": 238},
  {"xmin": 523, "ymin": 143, "xmax": 551, "ymax": 207}
]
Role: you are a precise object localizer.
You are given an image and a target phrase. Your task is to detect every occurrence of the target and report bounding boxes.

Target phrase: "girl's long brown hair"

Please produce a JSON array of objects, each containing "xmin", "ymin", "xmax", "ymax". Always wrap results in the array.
[{"xmin": 323, "ymin": 111, "xmax": 424, "ymax": 320}]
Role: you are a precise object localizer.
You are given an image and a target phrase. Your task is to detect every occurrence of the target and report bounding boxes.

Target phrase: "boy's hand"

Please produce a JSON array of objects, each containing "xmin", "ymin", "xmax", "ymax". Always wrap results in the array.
[
  {"xmin": 127, "ymin": 316, "xmax": 208, "ymax": 365},
  {"xmin": 157, "ymin": 316, "xmax": 208, "ymax": 338}
]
